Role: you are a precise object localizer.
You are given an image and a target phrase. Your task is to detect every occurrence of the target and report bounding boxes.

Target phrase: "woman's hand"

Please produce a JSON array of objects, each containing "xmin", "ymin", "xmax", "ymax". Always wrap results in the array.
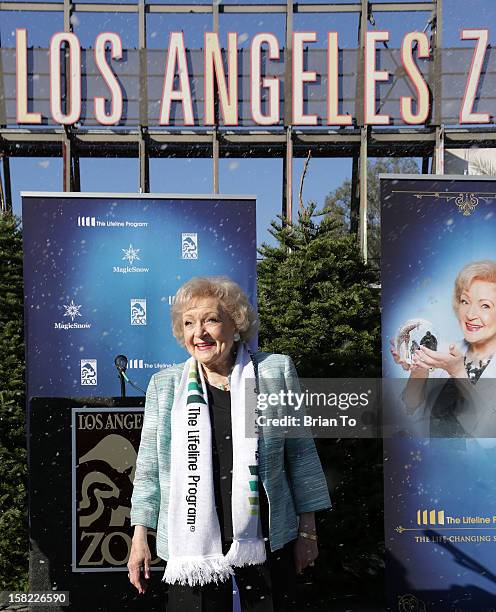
[
  {"xmin": 390, "ymin": 340, "xmax": 428, "ymax": 378},
  {"xmin": 413, "ymin": 344, "xmax": 467, "ymax": 378},
  {"xmin": 294, "ymin": 536, "xmax": 319, "ymax": 574},
  {"xmin": 294, "ymin": 512, "xmax": 318, "ymax": 574},
  {"xmin": 128, "ymin": 526, "xmax": 151, "ymax": 595}
]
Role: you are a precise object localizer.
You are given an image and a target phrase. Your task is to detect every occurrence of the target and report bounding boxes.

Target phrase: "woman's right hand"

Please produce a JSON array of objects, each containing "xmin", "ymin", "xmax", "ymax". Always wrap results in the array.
[
  {"xmin": 390, "ymin": 339, "xmax": 411, "ymax": 371},
  {"xmin": 390, "ymin": 340, "xmax": 429, "ymax": 378},
  {"xmin": 127, "ymin": 526, "xmax": 151, "ymax": 595}
]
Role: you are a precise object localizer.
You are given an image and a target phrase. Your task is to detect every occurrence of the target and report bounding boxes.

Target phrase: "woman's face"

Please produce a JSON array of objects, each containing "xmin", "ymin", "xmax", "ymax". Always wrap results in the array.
[
  {"xmin": 457, "ymin": 280, "xmax": 496, "ymax": 347},
  {"xmin": 182, "ymin": 296, "xmax": 236, "ymax": 372}
]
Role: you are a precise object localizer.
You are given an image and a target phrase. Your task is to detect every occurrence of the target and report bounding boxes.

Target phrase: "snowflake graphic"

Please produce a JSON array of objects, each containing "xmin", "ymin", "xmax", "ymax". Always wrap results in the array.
[
  {"xmin": 63, "ymin": 299, "xmax": 82, "ymax": 322},
  {"xmin": 122, "ymin": 244, "xmax": 141, "ymax": 265}
]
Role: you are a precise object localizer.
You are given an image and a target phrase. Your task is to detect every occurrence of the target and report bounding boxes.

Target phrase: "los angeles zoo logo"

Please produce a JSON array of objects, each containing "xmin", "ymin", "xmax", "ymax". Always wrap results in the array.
[{"xmin": 73, "ymin": 408, "xmax": 161, "ymax": 570}]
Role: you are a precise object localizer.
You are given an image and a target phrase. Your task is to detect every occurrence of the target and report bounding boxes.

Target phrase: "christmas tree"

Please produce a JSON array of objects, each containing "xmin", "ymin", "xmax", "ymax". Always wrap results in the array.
[
  {"xmin": 0, "ymin": 213, "xmax": 28, "ymax": 590},
  {"xmin": 257, "ymin": 203, "xmax": 384, "ymax": 604},
  {"xmin": 258, "ymin": 202, "xmax": 381, "ymax": 378}
]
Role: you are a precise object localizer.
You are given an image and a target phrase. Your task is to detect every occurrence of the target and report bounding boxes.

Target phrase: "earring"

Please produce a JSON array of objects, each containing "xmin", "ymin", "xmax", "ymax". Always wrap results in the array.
[{"xmin": 233, "ymin": 331, "xmax": 241, "ymax": 342}]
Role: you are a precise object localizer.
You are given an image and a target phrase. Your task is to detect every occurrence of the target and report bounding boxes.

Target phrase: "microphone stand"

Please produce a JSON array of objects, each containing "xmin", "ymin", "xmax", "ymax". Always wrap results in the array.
[
  {"xmin": 114, "ymin": 355, "xmax": 146, "ymax": 397},
  {"xmin": 118, "ymin": 369, "xmax": 126, "ymax": 398}
]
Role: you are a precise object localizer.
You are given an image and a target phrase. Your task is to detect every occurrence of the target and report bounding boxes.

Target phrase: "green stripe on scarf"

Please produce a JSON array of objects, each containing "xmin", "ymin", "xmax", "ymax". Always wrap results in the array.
[
  {"xmin": 187, "ymin": 394, "xmax": 206, "ymax": 405},
  {"xmin": 186, "ymin": 363, "xmax": 206, "ymax": 404}
]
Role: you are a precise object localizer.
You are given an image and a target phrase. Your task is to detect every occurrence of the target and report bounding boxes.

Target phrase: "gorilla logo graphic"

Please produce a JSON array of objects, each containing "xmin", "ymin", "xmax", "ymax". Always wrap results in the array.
[
  {"xmin": 81, "ymin": 362, "xmax": 97, "ymax": 385},
  {"xmin": 131, "ymin": 302, "xmax": 146, "ymax": 325},
  {"xmin": 182, "ymin": 236, "xmax": 198, "ymax": 259},
  {"xmin": 78, "ymin": 434, "xmax": 137, "ymax": 528}
]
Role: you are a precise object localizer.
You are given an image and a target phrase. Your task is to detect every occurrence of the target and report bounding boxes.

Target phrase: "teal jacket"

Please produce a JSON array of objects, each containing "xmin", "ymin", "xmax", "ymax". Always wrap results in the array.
[{"xmin": 130, "ymin": 352, "xmax": 331, "ymax": 559}]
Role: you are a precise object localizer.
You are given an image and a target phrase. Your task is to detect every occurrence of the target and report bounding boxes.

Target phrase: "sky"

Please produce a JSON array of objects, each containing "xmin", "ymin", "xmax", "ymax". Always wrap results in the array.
[{"xmin": 1, "ymin": 0, "xmax": 495, "ymax": 245}]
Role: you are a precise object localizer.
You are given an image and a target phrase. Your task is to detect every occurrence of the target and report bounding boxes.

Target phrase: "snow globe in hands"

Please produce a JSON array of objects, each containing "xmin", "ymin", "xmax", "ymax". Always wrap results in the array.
[{"xmin": 396, "ymin": 319, "xmax": 439, "ymax": 365}]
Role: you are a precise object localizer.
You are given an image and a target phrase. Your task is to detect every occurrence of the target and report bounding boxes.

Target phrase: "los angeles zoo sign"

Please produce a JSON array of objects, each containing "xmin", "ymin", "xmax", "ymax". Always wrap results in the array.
[{"xmin": 5, "ymin": 28, "xmax": 495, "ymax": 127}]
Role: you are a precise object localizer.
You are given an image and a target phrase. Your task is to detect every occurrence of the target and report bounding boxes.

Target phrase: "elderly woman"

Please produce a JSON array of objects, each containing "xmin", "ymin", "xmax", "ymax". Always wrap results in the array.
[
  {"xmin": 390, "ymin": 260, "xmax": 496, "ymax": 437},
  {"xmin": 128, "ymin": 276, "xmax": 331, "ymax": 611}
]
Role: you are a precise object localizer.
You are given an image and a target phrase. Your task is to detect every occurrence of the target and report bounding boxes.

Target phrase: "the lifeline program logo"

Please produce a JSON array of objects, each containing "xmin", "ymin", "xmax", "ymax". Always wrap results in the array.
[
  {"xmin": 113, "ymin": 244, "xmax": 149, "ymax": 274},
  {"xmin": 81, "ymin": 360, "xmax": 98, "ymax": 386},
  {"xmin": 54, "ymin": 299, "xmax": 91, "ymax": 330},
  {"xmin": 395, "ymin": 508, "xmax": 496, "ymax": 545},
  {"xmin": 77, "ymin": 215, "xmax": 148, "ymax": 229},
  {"xmin": 182, "ymin": 233, "xmax": 198, "ymax": 259},
  {"xmin": 127, "ymin": 358, "xmax": 172, "ymax": 369},
  {"xmin": 130, "ymin": 299, "xmax": 147, "ymax": 325}
]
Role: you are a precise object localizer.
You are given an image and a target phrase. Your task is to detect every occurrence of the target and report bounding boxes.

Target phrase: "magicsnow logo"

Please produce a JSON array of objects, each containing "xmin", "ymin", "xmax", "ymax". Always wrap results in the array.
[
  {"xmin": 122, "ymin": 244, "xmax": 140, "ymax": 264},
  {"xmin": 54, "ymin": 299, "xmax": 91, "ymax": 330},
  {"xmin": 64, "ymin": 299, "xmax": 81, "ymax": 321},
  {"xmin": 130, "ymin": 299, "xmax": 147, "ymax": 325},
  {"xmin": 81, "ymin": 360, "xmax": 97, "ymax": 386},
  {"xmin": 182, "ymin": 233, "xmax": 198, "ymax": 259},
  {"xmin": 113, "ymin": 245, "xmax": 149, "ymax": 274}
]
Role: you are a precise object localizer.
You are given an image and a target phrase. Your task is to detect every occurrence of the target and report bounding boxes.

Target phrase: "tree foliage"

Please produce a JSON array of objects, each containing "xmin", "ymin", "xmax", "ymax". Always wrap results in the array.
[
  {"xmin": 325, "ymin": 157, "xmax": 419, "ymax": 264},
  {"xmin": 0, "ymin": 213, "xmax": 28, "ymax": 591},
  {"xmin": 257, "ymin": 203, "xmax": 381, "ymax": 378},
  {"xmin": 257, "ymin": 204, "xmax": 384, "ymax": 601}
]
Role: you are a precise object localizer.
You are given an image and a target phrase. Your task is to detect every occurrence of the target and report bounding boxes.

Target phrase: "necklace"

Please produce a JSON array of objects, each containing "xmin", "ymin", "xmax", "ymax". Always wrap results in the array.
[
  {"xmin": 203, "ymin": 365, "xmax": 232, "ymax": 391},
  {"xmin": 465, "ymin": 351, "xmax": 494, "ymax": 366},
  {"xmin": 202, "ymin": 349, "xmax": 237, "ymax": 392},
  {"xmin": 464, "ymin": 354, "xmax": 492, "ymax": 384},
  {"xmin": 207, "ymin": 378, "xmax": 230, "ymax": 391}
]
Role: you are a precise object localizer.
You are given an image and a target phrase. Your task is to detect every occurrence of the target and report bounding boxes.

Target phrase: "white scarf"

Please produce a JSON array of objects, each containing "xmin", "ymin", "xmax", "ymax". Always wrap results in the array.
[{"xmin": 163, "ymin": 343, "xmax": 266, "ymax": 586}]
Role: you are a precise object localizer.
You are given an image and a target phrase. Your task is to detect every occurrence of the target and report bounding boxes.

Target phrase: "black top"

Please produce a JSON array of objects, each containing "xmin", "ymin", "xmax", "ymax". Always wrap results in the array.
[
  {"xmin": 430, "ymin": 358, "xmax": 492, "ymax": 438},
  {"xmin": 206, "ymin": 382, "xmax": 269, "ymax": 546}
]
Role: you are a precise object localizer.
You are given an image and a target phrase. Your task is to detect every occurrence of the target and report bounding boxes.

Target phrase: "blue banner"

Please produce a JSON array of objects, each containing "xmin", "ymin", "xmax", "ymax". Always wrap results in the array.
[
  {"xmin": 381, "ymin": 177, "xmax": 496, "ymax": 610},
  {"xmin": 22, "ymin": 194, "xmax": 256, "ymax": 397}
]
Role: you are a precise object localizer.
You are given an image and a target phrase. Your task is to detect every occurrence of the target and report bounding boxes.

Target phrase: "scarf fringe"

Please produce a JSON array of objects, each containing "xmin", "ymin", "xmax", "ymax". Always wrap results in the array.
[
  {"xmin": 163, "ymin": 556, "xmax": 234, "ymax": 587},
  {"xmin": 225, "ymin": 538, "xmax": 267, "ymax": 568}
]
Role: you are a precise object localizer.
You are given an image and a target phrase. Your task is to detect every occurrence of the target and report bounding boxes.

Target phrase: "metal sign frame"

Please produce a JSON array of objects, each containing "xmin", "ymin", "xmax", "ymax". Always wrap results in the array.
[{"xmin": 3, "ymin": 0, "xmax": 496, "ymax": 261}]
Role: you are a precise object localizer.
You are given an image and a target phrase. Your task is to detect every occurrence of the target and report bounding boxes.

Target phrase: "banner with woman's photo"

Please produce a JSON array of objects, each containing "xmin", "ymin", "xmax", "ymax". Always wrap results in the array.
[{"xmin": 381, "ymin": 176, "xmax": 496, "ymax": 610}]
